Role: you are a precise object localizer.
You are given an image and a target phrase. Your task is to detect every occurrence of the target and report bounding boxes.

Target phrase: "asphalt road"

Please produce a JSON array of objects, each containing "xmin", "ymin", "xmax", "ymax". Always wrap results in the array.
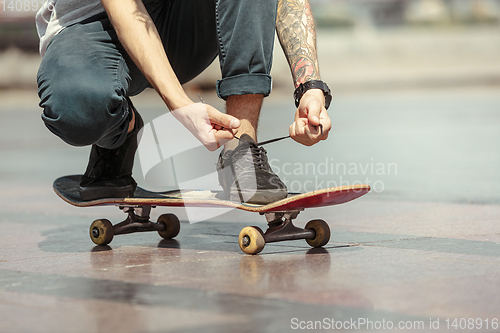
[{"xmin": 0, "ymin": 87, "xmax": 499, "ymax": 332}]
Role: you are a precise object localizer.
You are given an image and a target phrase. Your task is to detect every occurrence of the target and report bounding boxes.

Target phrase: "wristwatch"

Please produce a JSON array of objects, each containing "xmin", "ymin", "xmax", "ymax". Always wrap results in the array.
[{"xmin": 294, "ymin": 80, "xmax": 332, "ymax": 109}]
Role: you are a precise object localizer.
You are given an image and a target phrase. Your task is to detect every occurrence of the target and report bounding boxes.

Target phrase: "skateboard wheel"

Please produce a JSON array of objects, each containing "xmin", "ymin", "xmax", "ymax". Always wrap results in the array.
[
  {"xmin": 305, "ymin": 219, "xmax": 330, "ymax": 248},
  {"xmin": 89, "ymin": 219, "xmax": 114, "ymax": 246},
  {"xmin": 239, "ymin": 226, "xmax": 265, "ymax": 255},
  {"xmin": 157, "ymin": 214, "xmax": 180, "ymax": 239}
]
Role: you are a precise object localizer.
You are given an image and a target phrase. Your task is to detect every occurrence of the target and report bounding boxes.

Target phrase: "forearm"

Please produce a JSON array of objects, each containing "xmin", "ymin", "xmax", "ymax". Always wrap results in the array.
[
  {"xmin": 100, "ymin": 0, "xmax": 192, "ymax": 110},
  {"xmin": 276, "ymin": 0, "xmax": 320, "ymax": 88}
]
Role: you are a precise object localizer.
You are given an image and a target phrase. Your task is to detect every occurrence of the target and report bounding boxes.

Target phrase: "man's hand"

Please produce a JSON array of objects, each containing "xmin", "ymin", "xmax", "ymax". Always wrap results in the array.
[
  {"xmin": 289, "ymin": 89, "xmax": 331, "ymax": 146},
  {"xmin": 276, "ymin": 0, "xmax": 331, "ymax": 146},
  {"xmin": 171, "ymin": 103, "xmax": 240, "ymax": 151}
]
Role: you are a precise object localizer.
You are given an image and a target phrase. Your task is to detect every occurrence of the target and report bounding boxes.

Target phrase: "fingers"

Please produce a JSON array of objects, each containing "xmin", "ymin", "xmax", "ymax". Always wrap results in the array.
[
  {"xmin": 321, "ymin": 115, "xmax": 332, "ymax": 135},
  {"xmin": 205, "ymin": 105, "xmax": 241, "ymax": 150},
  {"xmin": 290, "ymin": 116, "xmax": 330, "ymax": 146},
  {"xmin": 207, "ymin": 105, "xmax": 240, "ymax": 130},
  {"xmin": 304, "ymin": 98, "xmax": 322, "ymax": 127},
  {"xmin": 205, "ymin": 125, "xmax": 237, "ymax": 152},
  {"xmin": 214, "ymin": 129, "xmax": 235, "ymax": 148},
  {"xmin": 292, "ymin": 90, "xmax": 332, "ymax": 146},
  {"xmin": 297, "ymin": 89, "xmax": 325, "ymax": 125},
  {"xmin": 172, "ymin": 102, "xmax": 238, "ymax": 151}
]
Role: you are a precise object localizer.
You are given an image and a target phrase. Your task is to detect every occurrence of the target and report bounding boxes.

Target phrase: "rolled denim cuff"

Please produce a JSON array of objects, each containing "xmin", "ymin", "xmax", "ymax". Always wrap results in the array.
[{"xmin": 216, "ymin": 73, "xmax": 272, "ymax": 100}]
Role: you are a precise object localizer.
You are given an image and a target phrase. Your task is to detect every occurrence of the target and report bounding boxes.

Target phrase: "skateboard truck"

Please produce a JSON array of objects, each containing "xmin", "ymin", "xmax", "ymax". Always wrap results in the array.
[
  {"xmin": 238, "ymin": 210, "xmax": 331, "ymax": 255},
  {"xmin": 89, "ymin": 205, "xmax": 180, "ymax": 246},
  {"xmin": 262, "ymin": 211, "xmax": 315, "ymax": 243},
  {"xmin": 54, "ymin": 175, "xmax": 370, "ymax": 254},
  {"xmin": 112, "ymin": 206, "xmax": 160, "ymax": 235}
]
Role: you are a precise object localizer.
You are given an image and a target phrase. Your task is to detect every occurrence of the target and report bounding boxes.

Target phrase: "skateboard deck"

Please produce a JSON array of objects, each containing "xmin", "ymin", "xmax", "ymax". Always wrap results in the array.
[
  {"xmin": 54, "ymin": 175, "xmax": 370, "ymax": 212},
  {"xmin": 53, "ymin": 175, "xmax": 370, "ymax": 254}
]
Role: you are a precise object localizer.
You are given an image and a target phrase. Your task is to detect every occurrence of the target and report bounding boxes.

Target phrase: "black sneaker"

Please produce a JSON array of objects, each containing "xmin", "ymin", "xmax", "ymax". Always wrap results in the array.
[
  {"xmin": 217, "ymin": 134, "xmax": 288, "ymax": 204},
  {"xmin": 79, "ymin": 99, "xmax": 144, "ymax": 201}
]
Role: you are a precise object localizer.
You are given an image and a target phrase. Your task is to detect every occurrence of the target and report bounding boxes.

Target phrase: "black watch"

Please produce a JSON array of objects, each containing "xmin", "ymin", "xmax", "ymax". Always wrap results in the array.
[{"xmin": 294, "ymin": 80, "xmax": 332, "ymax": 109}]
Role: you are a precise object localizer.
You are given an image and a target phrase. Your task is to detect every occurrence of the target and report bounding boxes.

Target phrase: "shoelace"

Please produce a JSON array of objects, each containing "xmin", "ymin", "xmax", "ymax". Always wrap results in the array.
[
  {"xmin": 249, "ymin": 144, "xmax": 267, "ymax": 169},
  {"xmin": 198, "ymin": 93, "xmax": 323, "ymax": 147},
  {"xmin": 230, "ymin": 123, "xmax": 323, "ymax": 171},
  {"xmin": 233, "ymin": 123, "xmax": 323, "ymax": 146},
  {"xmin": 228, "ymin": 139, "xmax": 268, "ymax": 170}
]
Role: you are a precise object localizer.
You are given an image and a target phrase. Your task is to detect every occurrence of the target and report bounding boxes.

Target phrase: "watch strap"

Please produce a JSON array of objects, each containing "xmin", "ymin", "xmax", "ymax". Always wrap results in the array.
[{"xmin": 294, "ymin": 80, "xmax": 332, "ymax": 109}]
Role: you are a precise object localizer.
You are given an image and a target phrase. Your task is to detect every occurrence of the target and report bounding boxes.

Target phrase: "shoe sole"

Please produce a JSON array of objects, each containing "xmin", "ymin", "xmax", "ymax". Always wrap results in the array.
[
  {"xmin": 229, "ymin": 189, "xmax": 288, "ymax": 205},
  {"xmin": 79, "ymin": 185, "xmax": 135, "ymax": 201}
]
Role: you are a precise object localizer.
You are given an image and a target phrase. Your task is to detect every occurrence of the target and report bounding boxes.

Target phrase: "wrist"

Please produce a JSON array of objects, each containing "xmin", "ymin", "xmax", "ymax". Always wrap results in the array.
[
  {"xmin": 300, "ymin": 89, "xmax": 325, "ymax": 108},
  {"xmin": 294, "ymin": 80, "xmax": 332, "ymax": 109},
  {"xmin": 160, "ymin": 90, "xmax": 193, "ymax": 111},
  {"xmin": 302, "ymin": 88, "xmax": 324, "ymax": 99}
]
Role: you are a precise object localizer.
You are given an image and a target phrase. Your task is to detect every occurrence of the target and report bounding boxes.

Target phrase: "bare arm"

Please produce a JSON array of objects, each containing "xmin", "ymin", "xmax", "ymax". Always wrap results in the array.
[
  {"xmin": 276, "ymin": 0, "xmax": 320, "ymax": 87},
  {"xmin": 99, "ymin": 0, "xmax": 239, "ymax": 150},
  {"xmin": 276, "ymin": 0, "xmax": 331, "ymax": 146},
  {"xmin": 100, "ymin": 0, "xmax": 189, "ymax": 110}
]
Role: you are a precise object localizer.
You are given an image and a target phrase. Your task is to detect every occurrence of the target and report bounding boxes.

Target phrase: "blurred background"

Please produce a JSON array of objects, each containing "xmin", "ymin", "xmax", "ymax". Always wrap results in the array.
[
  {"xmin": 1, "ymin": 0, "xmax": 499, "ymax": 203},
  {"xmin": 2, "ymin": 0, "xmax": 500, "ymax": 90}
]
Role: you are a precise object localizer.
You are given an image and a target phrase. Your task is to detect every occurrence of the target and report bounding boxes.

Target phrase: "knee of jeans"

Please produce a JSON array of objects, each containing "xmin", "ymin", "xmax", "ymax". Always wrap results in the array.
[{"xmin": 41, "ymin": 81, "xmax": 124, "ymax": 147}]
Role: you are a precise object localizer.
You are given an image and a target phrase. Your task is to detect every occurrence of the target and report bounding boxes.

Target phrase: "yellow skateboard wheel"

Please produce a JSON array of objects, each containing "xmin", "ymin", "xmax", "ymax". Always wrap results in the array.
[{"xmin": 239, "ymin": 226, "xmax": 265, "ymax": 255}]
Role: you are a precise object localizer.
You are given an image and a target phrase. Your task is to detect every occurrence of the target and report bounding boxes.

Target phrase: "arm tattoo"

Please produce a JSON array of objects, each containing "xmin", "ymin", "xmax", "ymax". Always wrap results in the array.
[{"xmin": 276, "ymin": 0, "xmax": 320, "ymax": 88}]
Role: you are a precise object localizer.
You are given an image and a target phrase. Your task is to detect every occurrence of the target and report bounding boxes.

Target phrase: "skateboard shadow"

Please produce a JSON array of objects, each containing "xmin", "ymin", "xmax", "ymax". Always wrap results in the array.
[
  {"xmin": 37, "ymin": 224, "xmax": 181, "ymax": 253},
  {"xmin": 156, "ymin": 239, "xmax": 181, "ymax": 249},
  {"xmin": 91, "ymin": 245, "xmax": 113, "ymax": 252}
]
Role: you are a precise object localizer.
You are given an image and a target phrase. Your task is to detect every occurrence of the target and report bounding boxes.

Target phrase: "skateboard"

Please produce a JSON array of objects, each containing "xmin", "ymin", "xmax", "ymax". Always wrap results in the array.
[{"xmin": 53, "ymin": 175, "xmax": 370, "ymax": 254}]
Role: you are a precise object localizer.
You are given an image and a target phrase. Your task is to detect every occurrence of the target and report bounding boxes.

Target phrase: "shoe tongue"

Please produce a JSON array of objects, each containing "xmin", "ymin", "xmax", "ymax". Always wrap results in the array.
[
  {"xmin": 222, "ymin": 134, "xmax": 256, "ymax": 158},
  {"xmin": 238, "ymin": 134, "xmax": 257, "ymax": 146}
]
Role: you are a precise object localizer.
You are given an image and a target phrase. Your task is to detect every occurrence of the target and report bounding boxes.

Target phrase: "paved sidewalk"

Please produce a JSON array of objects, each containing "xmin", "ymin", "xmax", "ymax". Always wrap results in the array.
[{"xmin": 0, "ymin": 87, "xmax": 499, "ymax": 332}]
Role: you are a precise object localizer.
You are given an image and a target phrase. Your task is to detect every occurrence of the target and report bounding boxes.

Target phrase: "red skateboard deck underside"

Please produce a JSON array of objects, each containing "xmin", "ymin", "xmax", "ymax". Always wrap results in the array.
[{"xmin": 54, "ymin": 175, "xmax": 370, "ymax": 212}]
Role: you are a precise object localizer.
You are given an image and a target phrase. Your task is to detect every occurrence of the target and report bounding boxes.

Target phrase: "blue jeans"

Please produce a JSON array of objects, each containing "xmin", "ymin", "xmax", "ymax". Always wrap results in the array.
[{"xmin": 37, "ymin": 0, "xmax": 278, "ymax": 149}]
